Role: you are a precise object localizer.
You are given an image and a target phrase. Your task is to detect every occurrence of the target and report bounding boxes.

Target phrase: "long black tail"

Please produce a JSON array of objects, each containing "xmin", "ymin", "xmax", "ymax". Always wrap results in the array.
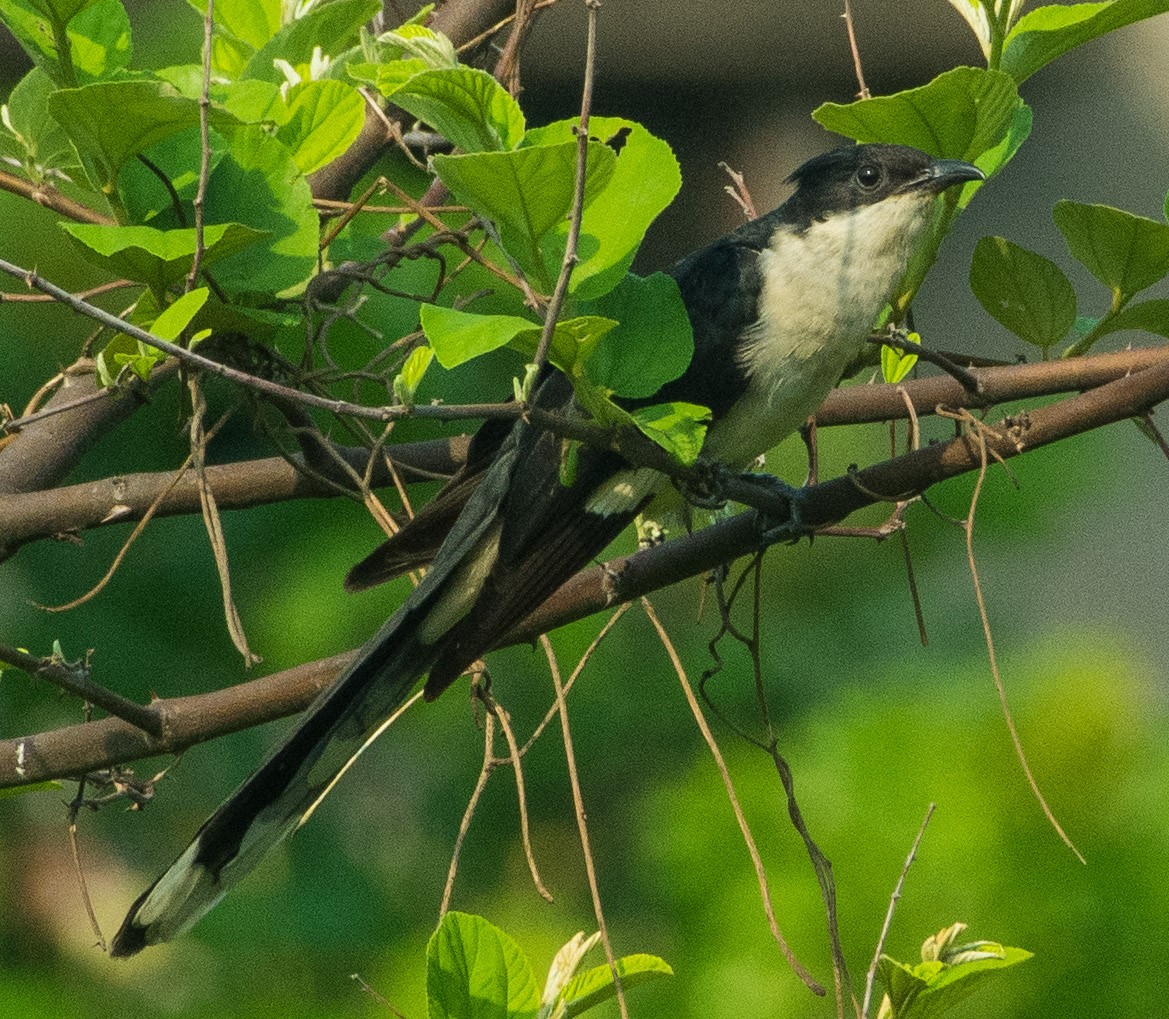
[{"xmin": 109, "ymin": 607, "xmax": 437, "ymax": 957}]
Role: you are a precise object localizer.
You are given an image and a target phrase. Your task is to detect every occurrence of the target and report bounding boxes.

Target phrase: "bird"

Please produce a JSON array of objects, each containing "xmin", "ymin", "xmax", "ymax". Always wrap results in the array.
[{"xmin": 110, "ymin": 143, "xmax": 983, "ymax": 956}]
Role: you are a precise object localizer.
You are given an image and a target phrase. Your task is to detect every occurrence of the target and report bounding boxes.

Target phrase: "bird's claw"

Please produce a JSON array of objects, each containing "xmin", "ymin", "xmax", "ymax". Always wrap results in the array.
[
  {"xmin": 677, "ymin": 460, "xmax": 734, "ymax": 510},
  {"xmin": 742, "ymin": 473, "xmax": 813, "ymax": 544}
]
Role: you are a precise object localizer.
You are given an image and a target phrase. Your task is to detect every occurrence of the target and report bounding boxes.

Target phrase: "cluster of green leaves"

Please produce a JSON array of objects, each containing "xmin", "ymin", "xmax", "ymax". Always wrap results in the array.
[
  {"xmin": 971, "ymin": 199, "xmax": 1169, "ymax": 359},
  {"xmin": 0, "ymin": 0, "xmax": 707, "ymax": 462},
  {"xmin": 427, "ymin": 912, "xmax": 671, "ymax": 1019},
  {"xmin": 874, "ymin": 923, "xmax": 1031, "ymax": 1019},
  {"xmin": 813, "ymin": 0, "xmax": 1169, "ymax": 380}
]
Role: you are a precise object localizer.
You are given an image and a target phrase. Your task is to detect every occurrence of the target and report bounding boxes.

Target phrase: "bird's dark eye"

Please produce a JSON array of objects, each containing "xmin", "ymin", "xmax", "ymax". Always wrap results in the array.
[{"xmin": 856, "ymin": 164, "xmax": 882, "ymax": 189}]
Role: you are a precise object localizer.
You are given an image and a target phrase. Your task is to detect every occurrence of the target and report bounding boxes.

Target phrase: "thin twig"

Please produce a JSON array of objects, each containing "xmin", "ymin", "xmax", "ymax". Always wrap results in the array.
[
  {"xmin": 349, "ymin": 973, "xmax": 409, "ymax": 1019},
  {"xmin": 455, "ymin": 0, "xmax": 560, "ymax": 54},
  {"xmin": 488, "ymin": 696, "xmax": 552, "ymax": 901},
  {"xmin": 953, "ymin": 410, "xmax": 1086, "ymax": 863},
  {"xmin": 0, "ymin": 643, "xmax": 162, "ymax": 738},
  {"xmin": 541, "ymin": 633, "xmax": 629, "ymax": 1019},
  {"xmin": 442, "ymin": 688, "xmax": 496, "ymax": 916},
  {"xmin": 841, "ymin": 0, "xmax": 871, "ymax": 100},
  {"xmin": 532, "ymin": 0, "xmax": 599, "ymax": 372},
  {"xmin": 186, "ymin": 0, "xmax": 214, "ymax": 294},
  {"xmin": 67, "ymin": 774, "xmax": 107, "ymax": 951},
  {"xmin": 518, "ymin": 604, "xmax": 631, "ymax": 757},
  {"xmin": 640, "ymin": 597, "xmax": 825, "ymax": 997},
  {"xmin": 861, "ymin": 803, "xmax": 936, "ymax": 1019}
]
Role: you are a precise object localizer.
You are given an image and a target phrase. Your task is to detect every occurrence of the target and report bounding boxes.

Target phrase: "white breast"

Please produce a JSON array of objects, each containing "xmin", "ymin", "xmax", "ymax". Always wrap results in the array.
[{"xmin": 701, "ymin": 192, "xmax": 933, "ymax": 466}]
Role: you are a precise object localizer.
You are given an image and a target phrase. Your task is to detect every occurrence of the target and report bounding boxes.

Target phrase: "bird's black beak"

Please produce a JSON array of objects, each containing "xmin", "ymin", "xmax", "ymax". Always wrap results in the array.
[{"xmin": 916, "ymin": 157, "xmax": 985, "ymax": 194}]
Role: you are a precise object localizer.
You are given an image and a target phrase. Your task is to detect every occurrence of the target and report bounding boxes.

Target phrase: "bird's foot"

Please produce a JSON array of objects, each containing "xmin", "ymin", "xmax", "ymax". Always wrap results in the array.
[
  {"xmin": 677, "ymin": 460, "xmax": 735, "ymax": 511},
  {"xmin": 739, "ymin": 472, "xmax": 813, "ymax": 545}
]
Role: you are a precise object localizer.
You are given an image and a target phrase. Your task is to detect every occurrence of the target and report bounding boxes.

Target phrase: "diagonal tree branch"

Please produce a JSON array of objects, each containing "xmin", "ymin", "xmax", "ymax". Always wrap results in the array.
[{"xmin": 2, "ymin": 353, "xmax": 1166, "ymax": 788}]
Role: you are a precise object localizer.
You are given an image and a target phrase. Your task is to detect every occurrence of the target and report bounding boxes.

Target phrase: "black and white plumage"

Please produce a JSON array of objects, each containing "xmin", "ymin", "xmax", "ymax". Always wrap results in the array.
[{"xmin": 110, "ymin": 143, "xmax": 982, "ymax": 957}]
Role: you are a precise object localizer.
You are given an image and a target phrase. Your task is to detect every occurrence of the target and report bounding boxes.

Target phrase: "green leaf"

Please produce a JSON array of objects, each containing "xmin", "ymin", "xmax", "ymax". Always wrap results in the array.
[
  {"xmin": 186, "ymin": 0, "xmax": 281, "ymax": 79},
  {"xmin": 157, "ymin": 66, "xmax": 286, "ymax": 123},
  {"xmin": 0, "ymin": 0, "xmax": 108, "ymax": 84},
  {"xmin": 813, "ymin": 66, "xmax": 1023, "ymax": 172},
  {"xmin": 348, "ymin": 57, "xmax": 430, "ymax": 94},
  {"xmin": 1096, "ymin": 298, "xmax": 1169, "ymax": 340},
  {"xmin": 393, "ymin": 344, "xmax": 433, "ymax": 407},
  {"xmin": 878, "ymin": 946, "xmax": 1032, "ymax": 1019},
  {"xmin": 581, "ymin": 272, "xmax": 692, "ymax": 397},
  {"xmin": 420, "ymin": 304, "xmax": 620, "ymax": 385},
  {"xmin": 0, "ymin": 66, "xmax": 81, "ymax": 179},
  {"xmin": 427, "ymin": 912, "xmax": 540, "ymax": 1019},
  {"xmin": 629, "ymin": 403, "xmax": 710, "ymax": 467},
  {"xmin": 242, "ymin": 0, "xmax": 381, "ymax": 83},
  {"xmin": 1003, "ymin": 0, "xmax": 1169, "ymax": 84},
  {"xmin": 969, "ymin": 236, "xmax": 1077, "ymax": 350},
  {"xmin": 881, "ymin": 331, "xmax": 920, "ymax": 383},
  {"xmin": 555, "ymin": 954, "xmax": 672, "ymax": 1017},
  {"xmin": 421, "ymin": 304, "xmax": 538, "ymax": 368},
  {"xmin": 433, "ymin": 141, "xmax": 616, "ymax": 290},
  {"xmin": 276, "ymin": 79, "xmax": 364, "ymax": 174},
  {"xmin": 65, "ymin": 0, "xmax": 132, "ymax": 81},
  {"xmin": 199, "ymin": 125, "xmax": 320, "ymax": 295},
  {"xmin": 48, "ymin": 79, "xmax": 238, "ymax": 194},
  {"xmin": 393, "ymin": 67, "xmax": 525, "ymax": 152},
  {"xmin": 1053, "ymin": 200, "xmax": 1169, "ymax": 300},
  {"xmin": 150, "ymin": 287, "xmax": 210, "ymax": 339},
  {"xmin": 59, "ymin": 222, "xmax": 267, "ymax": 294},
  {"xmin": 521, "ymin": 118, "xmax": 682, "ymax": 299},
  {"xmin": 374, "ymin": 21, "xmax": 457, "ymax": 68}
]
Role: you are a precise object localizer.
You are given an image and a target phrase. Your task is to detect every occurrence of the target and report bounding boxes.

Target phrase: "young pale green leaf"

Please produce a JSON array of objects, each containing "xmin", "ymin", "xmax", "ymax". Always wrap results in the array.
[
  {"xmin": 0, "ymin": 66, "xmax": 80, "ymax": 178},
  {"xmin": 150, "ymin": 287, "xmax": 210, "ymax": 340},
  {"xmin": 521, "ymin": 117, "xmax": 682, "ymax": 299},
  {"xmin": 376, "ymin": 22, "xmax": 457, "ymax": 68},
  {"xmin": 630, "ymin": 403, "xmax": 710, "ymax": 467},
  {"xmin": 47, "ymin": 79, "xmax": 238, "ymax": 192},
  {"xmin": 421, "ymin": 304, "xmax": 538, "ymax": 368},
  {"xmin": 60, "ymin": 221, "xmax": 267, "ymax": 294},
  {"xmin": 187, "ymin": 0, "xmax": 279, "ymax": 53},
  {"xmin": 556, "ymin": 954, "xmax": 673, "ymax": 1017},
  {"xmin": 813, "ymin": 66, "xmax": 1022, "ymax": 174},
  {"xmin": 1002, "ymin": 0, "xmax": 1169, "ymax": 84},
  {"xmin": 95, "ymin": 333, "xmax": 163, "ymax": 386},
  {"xmin": 427, "ymin": 912, "xmax": 541, "ymax": 1019},
  {"xmin": 877, "ymin": 933, "xmax": 1031, "ymax": 1019},
  {"xmin": 946, "ymin": 0, "xmax": 994, "ymax": 58},
  {"xmin": 241, "ymin": 0, "xmax": 381, "ymax": 83},
  {"xmin": 276, "ymin": 79, "xmax": 364, "ymax": 174},
  {"xmin": 393, "ymin": 344, "xmax": 433, "ymax": 407},
  {"xmin": 581, "ymin": 272, "xmax": 692, "ymax": 398},
  {"xmin": 393, "ymin": 67, "xmax": 525, "ymax": 152},
  {"xmin": 1053, "ymin": 200, "xmax": 1169, "ymax": 301},
  {"xmin": 185, "ymin": 0, "xmax": 282, "ymax": 78},
  {"xmin": 433, "ymin": 141, "xmax": 616, "ymax": 290},
  {"xmin": 969, "ymin": 235, "xmax": 1077, "ymax": 350},
  {"xmin": 881, "ymin": 331, "xmax": 920, "ymax": 383}
]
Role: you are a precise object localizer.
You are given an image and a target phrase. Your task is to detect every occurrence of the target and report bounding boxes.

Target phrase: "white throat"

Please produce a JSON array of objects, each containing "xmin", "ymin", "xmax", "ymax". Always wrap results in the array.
[{"xmin": 701, "ymin": 192, "xmax": 934, "ymax": 465}]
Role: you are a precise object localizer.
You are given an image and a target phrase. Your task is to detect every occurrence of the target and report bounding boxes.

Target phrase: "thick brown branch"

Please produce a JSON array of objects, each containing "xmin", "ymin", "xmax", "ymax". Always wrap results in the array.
[
  {"xmin": 4, "ymin": 346, "xmax": 1163, "ymax": 557},
  {"xmin": 0, "ymin": 437, "xmax": 469, "ymax": 562},
  {"xmin": 3, "ymin": 355, "xmax": 1166, "ymax": 788}
]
